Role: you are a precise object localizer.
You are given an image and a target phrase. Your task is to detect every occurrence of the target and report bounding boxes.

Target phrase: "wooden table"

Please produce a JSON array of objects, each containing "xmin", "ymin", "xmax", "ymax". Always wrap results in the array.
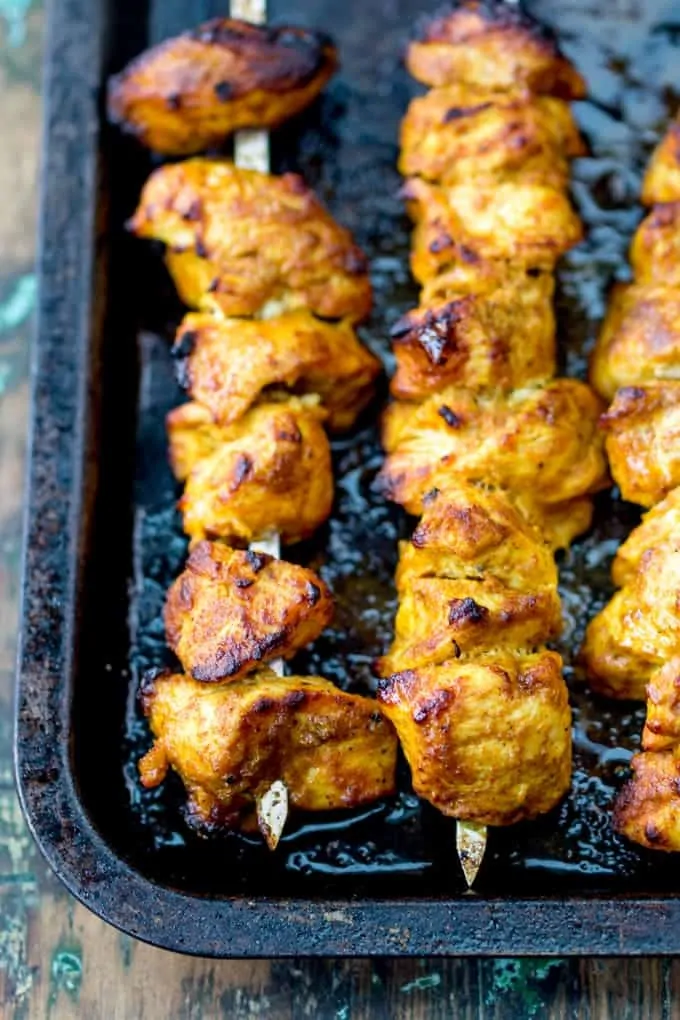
[{"xmin": 1, "ymin": 3, "xmax": 679, "ymax": 1016}]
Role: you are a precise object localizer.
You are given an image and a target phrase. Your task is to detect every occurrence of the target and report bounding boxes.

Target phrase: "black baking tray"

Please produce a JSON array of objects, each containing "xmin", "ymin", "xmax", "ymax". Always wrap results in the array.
[{"xmin": 15, "ymin": 0, "xmax": 680, "ymax": 956}]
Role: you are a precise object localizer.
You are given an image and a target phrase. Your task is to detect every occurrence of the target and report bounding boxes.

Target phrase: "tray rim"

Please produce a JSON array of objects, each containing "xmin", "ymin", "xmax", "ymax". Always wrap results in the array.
[{"xmin": 14, "ymin": 0, "xmax": 680, "ymax": 958}]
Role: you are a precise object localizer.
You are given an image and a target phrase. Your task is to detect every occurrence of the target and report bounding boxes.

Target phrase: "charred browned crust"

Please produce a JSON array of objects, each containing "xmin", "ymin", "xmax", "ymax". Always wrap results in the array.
[
  {"xmin": 164, "ymin": 541, "xmax": 334, "ymax": 682},
  {"xmin": 107, "ymin": 19, "xmax": 338, "ymax": 155}
]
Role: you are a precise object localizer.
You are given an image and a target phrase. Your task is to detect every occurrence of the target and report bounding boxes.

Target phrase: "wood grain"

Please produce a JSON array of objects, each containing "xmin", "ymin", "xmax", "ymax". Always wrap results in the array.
[{"xmin": 0, "ymin": 2, "xmax": 677, "ymax": 1017}]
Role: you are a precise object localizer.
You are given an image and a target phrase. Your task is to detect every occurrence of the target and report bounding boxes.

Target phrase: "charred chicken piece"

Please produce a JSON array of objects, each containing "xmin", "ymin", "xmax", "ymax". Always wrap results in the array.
[
  {"xmin": 389, "ymin": 272, "xmax": 555, "ymax": 399},
  {"xmin": 399, "ymin": 84, "xmax": 585, "ymax": 187},
  {"xmin": 139, "ymin": 668, "xmax": 398, "ymax": 830},
  {"xmin": 630, "ymin": 202, "xmax": 680, "ymax": 286},
  {"xmin": 165, "ymin": 541, "xmax": 334, "ymax": 682},
  {"xmin": 582, "ymin": 498, "xmax": 680, "ymax": 699},
  {"xmin": 642, "ymin": 119, "xmax": 680, "ymax": 206},
  {"xmin": 173, "ymin": 309, "xmax": 380, "ymax": 431},
  {"xmin": 377, "ymin": 649, "xmax": 571, "ymax": 825},
  {"xmin": 129, "ymin": 159, "xmax": 372, "ymax": 321},
  {"xmin": 614, "ymin": 746, "xmax": 680, "ymax": 852},
  {"xmin": 589, "ymin": 283, "xmax": 680, "ymax": 402},
  {"xmin": 405, "ymin": 0, "xmax": 586, "ymax": 98},
  {"xmin": 641, "ymin": 657, "xmax": 680, "ymax": 754},
  {"xmin": 107, "ymin": 20, "xmax": 337, "ymax": 156},
  {"xmin": 601, "ymin": 382, "xmax": 680, "ymax": 508},
  {"xmin": 167, "ymin": 398, "xmax": 333, "ymax": 545},
  {"xmin": 377, "ymin": 484, "xmax": 561, "ymax": 676},
  {"xmin": 404, "ymin": 177, "xmax": 583, "ymax": 282},
  {"xmin": 378, "ymin": 379, "xmax": 608, "ymax": 527}
]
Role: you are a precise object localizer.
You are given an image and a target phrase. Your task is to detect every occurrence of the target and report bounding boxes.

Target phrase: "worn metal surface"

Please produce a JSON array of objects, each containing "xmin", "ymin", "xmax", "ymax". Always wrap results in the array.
[{"xmin": 14, "ymin": 0, "xmax": 680, "ymax": 957}]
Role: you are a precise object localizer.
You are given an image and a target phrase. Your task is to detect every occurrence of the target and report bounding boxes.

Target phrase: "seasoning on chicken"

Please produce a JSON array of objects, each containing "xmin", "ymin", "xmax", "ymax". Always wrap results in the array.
[
  {"xmin": 166, "ymin": 398, "xmax": 333, "ymax": 545},
  {"xmin": 107, "ymin": 20, "xmax": 337, "ymax": 156},
  {"xmin": 378, "ymin": 379, "xmax": 608, "ymax": 529},
  {"xmin": 590, "ymin": 284, "xmax": 680, "ymax": 402},
  {"xmin": 389, "ymin": 271, "xmax": 555, "ymax": 399},
  {"xmin": 173, "ymin": 309, "xmax": 380, "ymax": 430},
  {"xmin": 601, "ymin": 382, "xmax": 680, "ymax": 507},
  {"xmin": 581, "ymin": 490, "xmax": 680, "ymax": 699},
  {"xmin": 405, "ymin": 0, "xmax": 586, "ymax": 98},
  {"xmin": 129, "ymin": 159, "xmax": 372, "ymax": 321},
  {"xmin": 138, "ymin": 668, "xmax": 398, "ymax": 830},
  {"xmin": 614, "ymin": 747, "xmax": 680, "ymax": 852},
  {"xmin": 376, "ymin": 483, "xmax": 561, "ymax": 675},
  {"xmin": 165, "ymin": 541, "xmax": 334, "ymax": 682},
  {"xmin": 642, "ymin": 119, "xmax": 680, "ymax": 206},
  {"xmin": 377, "ymin": 649, "xmax": 571, "ymax": 825},
  {"xmin": 403, "ymin": 177, "xmax": 583, "ymax": 283},
  {"xmin": 630, "ymin": 202, "xmax": 680, "ymax": 286},
  {"xmin": 399, "ymin": 84, "xmax": 585, "ymax": 188}
]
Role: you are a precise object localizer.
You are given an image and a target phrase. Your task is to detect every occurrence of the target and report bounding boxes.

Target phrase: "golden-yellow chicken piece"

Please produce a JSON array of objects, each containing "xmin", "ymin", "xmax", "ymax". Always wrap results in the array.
[
  {"xmin": 129, "ymin": 159, "xmax": 372, "ymax": 321},
  {"xmin": 107, "ymin": 20, "xmax": 337, "ymax": 156},
  {"xmin": 405, "ymin": 0, "xmax": 586, "ymax": 98},
  {"xmin": 165, "ymin": 541, "xmax": 334, "ymax": 682},
  {"xmin": 630, "ymin": 202, "xmax": 680, "ymax": 286},
  {"xmin": 377, "ymin": 650, "xmax": 571, "ymax": 825},
  {"xmin": 614, "ymin": 749, "xmax": 680, "ymax": 852},
  {"xmin": 377, "ymin": 484, "xmax": 561, "ymax": 676},
  {"xmin": 378, "ymin": 379, "xmax": 608, "ymax": 523},
  {"xmin": 166, "ymin": 398, "xmax": 333, "ymax": 545},
  {"xmin": 389, "ymin": 273, "xmax": 555, "ymax": 399},
  {"xmin": 399, "ymin": 84, "xmax": 585, "ymax": 187},
  {"xmin": 641, "ymin": 658, "xmax": 680, "ymax": 753},
  {"xmin": 582, "ymin": 530, "xmax": 680, "ymax": 700},
  {"xmin": 641, "ymin": 119, "xmax": 680, "ymax": 206},
  {"xmin": 173, "ymin": 309, "xmax": 380, "ymax": 431},
  {"xmin": 612, "ymin": 488, "xmax": 680, "ymax": 588},
  {"xmin": 589, "ymin": 284, "xmax": 680, "ymax": 402},
  {"xmin": 139, "ymin": 668, "xmax": 398, "ymax": 830},
  {"xmin": 601, "ymin": 382, "xmax": 680, "ymax": 507},
  {"xmin": 404, "ymin": 177, "xmax": 583, "ymax": 283}
]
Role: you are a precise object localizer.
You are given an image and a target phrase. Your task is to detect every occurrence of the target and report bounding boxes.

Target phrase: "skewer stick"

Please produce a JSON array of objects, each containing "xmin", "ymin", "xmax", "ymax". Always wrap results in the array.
[{"xmin": 231, "ymin": 0, "xmax": 287, "ymax": 851}]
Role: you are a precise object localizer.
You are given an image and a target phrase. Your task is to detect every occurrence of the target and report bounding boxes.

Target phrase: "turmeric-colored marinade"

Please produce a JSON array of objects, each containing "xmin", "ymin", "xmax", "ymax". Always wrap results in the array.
[
  {"xmin": 584, "ymin": 113, "xmax": 680, "ymax": 851},
  {"xmin": 374, "ymin": 0, "xmax": 608, "ymax": 837},
  {"xmin": 109, "ymin": 17, "xmax": 398, "ymax": 840}
]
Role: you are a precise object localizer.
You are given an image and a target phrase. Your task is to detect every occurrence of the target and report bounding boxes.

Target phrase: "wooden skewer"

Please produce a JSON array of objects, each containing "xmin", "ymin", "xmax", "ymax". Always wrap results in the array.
[
  {"xmin": 456, "ymin": 820, "xmax": 487, "ymax": 888},
  {"xmin": 230, "ymin": 0, "xmax": 288, "ymax": 851}
]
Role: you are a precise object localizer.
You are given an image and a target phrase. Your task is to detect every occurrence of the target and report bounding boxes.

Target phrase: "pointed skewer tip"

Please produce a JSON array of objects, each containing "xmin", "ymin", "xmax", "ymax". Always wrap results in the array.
[
  {"xmin": 456, "ymin": 821, "xmax": 488, "ymax": 888},
  {"xmin": 257, "ymin": 779, "xmax": 289, "ymax": 851}
]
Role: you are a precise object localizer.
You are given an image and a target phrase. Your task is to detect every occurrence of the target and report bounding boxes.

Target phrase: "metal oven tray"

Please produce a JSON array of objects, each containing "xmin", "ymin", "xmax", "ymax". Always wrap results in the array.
[{"xmin": 14, "ymin": 0, "xmax": 680, "ymax": 956}]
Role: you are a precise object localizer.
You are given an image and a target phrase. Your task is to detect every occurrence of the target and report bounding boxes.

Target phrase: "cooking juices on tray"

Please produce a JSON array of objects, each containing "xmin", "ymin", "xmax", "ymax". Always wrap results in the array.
[
  {"xmin": 106, "ymin": 0, "xmax": 676, "ymax": 873},
  {"xmin": 583, "ymin": 112, "xmax": 680, "ymax": 852}
]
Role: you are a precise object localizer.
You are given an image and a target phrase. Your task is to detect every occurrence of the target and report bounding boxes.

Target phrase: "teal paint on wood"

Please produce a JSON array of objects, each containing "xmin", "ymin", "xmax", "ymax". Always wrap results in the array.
[
  {"xmin": 0, "ymin": 0, "xmax": 34, "ymax": 46},
  {"xmin": 0, "ymin": 274, "xmax": 36, "ymax": 334},
  {"xmin": 48, "ymin": 946, "xmax": 83, "ymax": 1013},
  {"xmin": 485, "ymin": 959, "xmax": 567, "ymax": 1017}
]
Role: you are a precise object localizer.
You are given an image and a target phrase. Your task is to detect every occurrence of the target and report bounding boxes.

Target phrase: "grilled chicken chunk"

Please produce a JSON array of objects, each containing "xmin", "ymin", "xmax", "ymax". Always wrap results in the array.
[
  {"xmin": 377, "ymin": 483, "xmax": 561, "ymax": 675},
  {"xmin": 405, "ymin": 0, "xmax": 586, "ymax": 99},
  {"xmin": 614, "ymin": 747, "xmax": 680, "ymax": 852},
  {"xmin": 601, "ymin": 382, "xmax": 680, "ymax": 507},
  {"xmin": 404, "ymin": 177, "xmax": 582, "ymax": 282},
  {"xmin": 642, "ymin": 119, "xmax": 680, "ymax": 206},
  {"xmin": 377, "ymin": 650, "xmax": 571, "ymax": 825},
  {"xmin": 630, "ymin": 202, "xmax": 680, "ymax": 286},
  {"xmin": 130, "ymin": 159, "xmax": 372, "ymax": 321},
  {"xmin": 399, "ymin": 84, "xmax": 585, "ymax": 187},
  {"xmin": 582, "ymin": 494, "xmax": 680, "ymax": 699},
  {"xmin": 165, "ymin": 541, "xmax": 334, "ymax": 682},
  {"xmin": 378, "ymin": 379, "xmax": 607, "ymax": 530},
  {"xmin": 173, "ymin": 309, "xmax": 380, "ymax": 431},
  {"xmin": 390, "ymin": 272, "xmax": 555, "ymax": 399},
  {"xmin": 590, "ymin": 284, "xmax": 680, "ymax": 402},
  {"xmin": 641, "ymin": 657, "xmax": 680, "ymax": 753},
  {"xmin": 167, "ymin": 398, "xmax": 333, "ymax": 545},
  {"xmin": 107, "ymin": 20, "xmax": 337, "ymax": 156},
  {"xmin": 139, "ymin": 668, "xmax": 398, "ymax": 830}
]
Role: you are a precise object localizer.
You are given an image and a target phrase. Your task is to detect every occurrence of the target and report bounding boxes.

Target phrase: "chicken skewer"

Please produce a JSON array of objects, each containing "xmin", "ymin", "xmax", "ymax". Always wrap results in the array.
[
  {"xmin": 583, "ymin": 113, "xmax": 680, "ymax": 850},
  {"xmin": 115, "ymin": 12, "xmax": 390, "ymax": 846},
  {"xmin": 382, "ymin": 0, "xmax": 599, "ymax": 885}
]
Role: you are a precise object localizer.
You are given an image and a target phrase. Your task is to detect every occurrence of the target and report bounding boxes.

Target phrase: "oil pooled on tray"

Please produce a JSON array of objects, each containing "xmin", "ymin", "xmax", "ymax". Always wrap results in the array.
[{"xmin": 124, "ymin": 0, "xmax": 680, "ymax": 897}]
